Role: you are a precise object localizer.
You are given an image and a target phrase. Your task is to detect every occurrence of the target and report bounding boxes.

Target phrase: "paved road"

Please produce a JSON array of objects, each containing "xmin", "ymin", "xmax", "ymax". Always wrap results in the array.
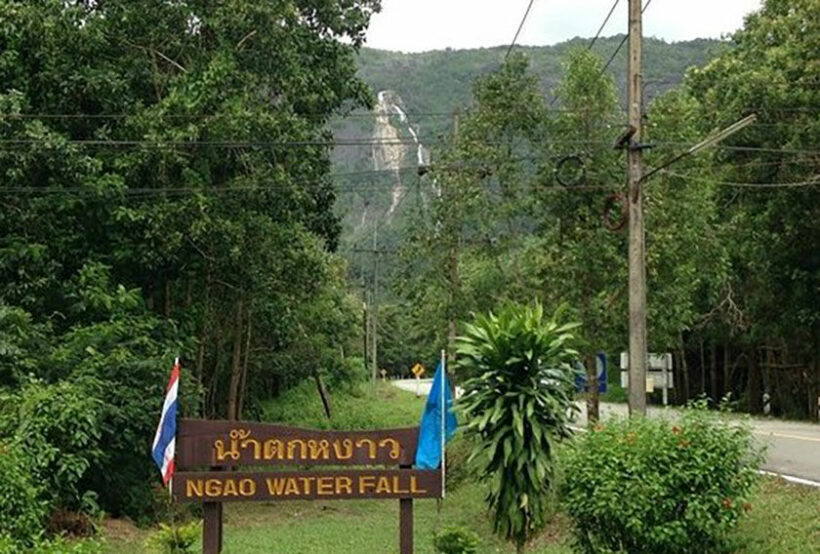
[{"xmin": 392, "ymin": 379, "xmax": 820, "ymax": 484}]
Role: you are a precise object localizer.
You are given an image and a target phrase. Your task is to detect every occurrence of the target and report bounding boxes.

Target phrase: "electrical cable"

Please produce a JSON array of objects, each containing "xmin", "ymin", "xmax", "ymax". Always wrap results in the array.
[
  {"xmin": 660, "ymin": 170, "xmax": 820, "ymax": 189},
  {"xmin": 597, "ymin": 0, "xmax": 653, "ymax": 81},
  {"xmin": 505, "ymin": 0, "xmax": 536, "ymax": 60},
  {"xmin": 588, "ymin": 0, "xmax": 621, "ymax": 50},
  {"xmin": 551, "ymin": 0, "xmax": 651, "ymax": 107}
]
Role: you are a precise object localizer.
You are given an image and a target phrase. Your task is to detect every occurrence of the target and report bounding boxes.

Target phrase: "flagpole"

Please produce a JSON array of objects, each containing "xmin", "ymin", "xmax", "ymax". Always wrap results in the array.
[
  {"xmin": 170, "ymin": 356, "xmax": 179, "ymax": 501},
  {"xmin": 440, "ymin": 348, "xmax": 446, "ymax": 500}
]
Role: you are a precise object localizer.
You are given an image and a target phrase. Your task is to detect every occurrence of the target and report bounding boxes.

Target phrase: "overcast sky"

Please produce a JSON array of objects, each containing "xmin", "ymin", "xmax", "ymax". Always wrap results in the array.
[{"xmin": 365, "ymin": 0, "xmax": 763, "ymax": 52}]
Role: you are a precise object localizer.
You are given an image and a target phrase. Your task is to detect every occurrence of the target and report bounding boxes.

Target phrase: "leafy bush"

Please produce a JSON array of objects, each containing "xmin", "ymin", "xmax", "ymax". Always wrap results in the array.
[
  {"xmin": 433, "ymin": 526, "xmax": 480, "ymax": 554},
  {"xmin": 10, "ymin": 379, "xmax": 104, "ymax": 512},
  {"xmin": 144, "ymin": 521, "xmax": 201, "ymax": 553},
  {"xmin": 443, "ymin": 435, "xmax": 474, "ymax": 491},
  {"xmin": 561, "ymin": 404, "xmax": 763, "ymax": 553},
  {"xmin": 31, "ymin": 536, "xmax": 105, "ymax": 554},
  {"xmin": 0, "ymin": 443, "xmax": 47, "ymax": 550},
  {"xmin": 456, "ymin": 302, "xmax": 579, "ymax": 552}
]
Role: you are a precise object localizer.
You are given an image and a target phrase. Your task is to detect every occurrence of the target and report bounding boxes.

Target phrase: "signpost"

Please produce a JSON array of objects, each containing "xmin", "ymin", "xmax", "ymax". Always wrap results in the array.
[
  {"xmin": 620, "ymin": 352, "xmax": 673, "ymax": 405},
  {"xmin": 411, "ymin": 363, "xmax": 426, "ymax": 397},
  {"xmin": 174, "ymin": 420, "xmax": 439, "ymax": 553}
]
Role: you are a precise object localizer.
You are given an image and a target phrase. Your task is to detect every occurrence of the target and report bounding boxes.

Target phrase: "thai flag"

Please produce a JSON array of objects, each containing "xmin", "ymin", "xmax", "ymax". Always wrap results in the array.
[{"xmin": 152, "ymin": 358, "xmax": 180, "ymax": 486}]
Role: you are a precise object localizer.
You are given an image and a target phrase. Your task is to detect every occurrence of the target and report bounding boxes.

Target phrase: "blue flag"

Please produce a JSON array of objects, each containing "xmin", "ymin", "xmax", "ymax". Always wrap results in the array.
[{"xmin": 415, "ymin": 360, "xmax": 457, "ymax": 469}]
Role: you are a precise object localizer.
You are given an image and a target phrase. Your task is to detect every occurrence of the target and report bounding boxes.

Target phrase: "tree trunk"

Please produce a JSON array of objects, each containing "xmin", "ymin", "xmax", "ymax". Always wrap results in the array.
[
  {"xmin": 237, "ymin": 309, "xmax": 252, "ymax": 420},
  {"xmin": 678, "ymin": 333, "xmax": 690, "ymax": 405},
  {"xmin": 586, "ymin": 354, "xmax": 600, "ymax": 424},
  {"xmin": 196, "ymin": 337, "xmax": 206, "ymax": 416},
  {"xmin": 227, "ymin": 296, "xmax": 244, "ymax": 421},
  {"xmin": 209, "ymin": 331, "xmax": 223, "ymax": 419},
  {"xmin": 748, "ymin": 347, "xmax": 761, "ymax": 413},
  {"xmin": 164, "ymin": 277, "xmax": 171, "ymax": 317},
  {"xmin": 723, "ymin": 344, "xmax": 731, "ymax": 400},
  {"xmin": 699, "ymin": 338, "xmax": 706, "ymax": 397},
  {"xmin": 314, "ymin": 371, "xmax": 332, "ymax": 419},
  {"xmin": 710, "ymin": 342, "xmax": 718, "ymax": 403},
  {"xmin": 813, "ymin": 332, "xmax": 820, "ymax": 421}
]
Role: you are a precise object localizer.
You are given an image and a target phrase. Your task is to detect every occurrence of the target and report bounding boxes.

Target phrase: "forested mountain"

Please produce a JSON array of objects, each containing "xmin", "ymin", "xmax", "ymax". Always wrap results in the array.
[
  {"xmin": 344, "ymin": 3, "xmax": 819, "ymax": 426},
  {"xmin": 356, "ymin": 36, "xmax": 723, "ymax": 116},
  {"xmin": 334, "ymin": 37, "xmax": 725, "ymax": 255}
]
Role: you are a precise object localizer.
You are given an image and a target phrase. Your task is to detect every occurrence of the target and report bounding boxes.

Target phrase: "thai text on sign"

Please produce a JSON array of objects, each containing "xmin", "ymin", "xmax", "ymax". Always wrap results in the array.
[{"xmin": 176, "ymin": 420, "xmax": 419, "ymax": 467}]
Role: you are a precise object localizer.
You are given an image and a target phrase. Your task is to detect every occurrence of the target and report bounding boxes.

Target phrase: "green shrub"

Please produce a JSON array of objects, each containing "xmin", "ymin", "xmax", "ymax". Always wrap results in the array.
[
  {"xmin": 31, "ymin": 536, "xmax": 105, "ymax": 554},
  {"xmin": 0, "ymin": 443, "xmax": 47, "ymax": 550},
  {"xmin": 443, "ymin": 435, "xmax": 474, "ymax": 491},
  {"xmin": 456, "ymin": 302, "xmax": 579, "ymax": 552},
  {"xmin": 433, "ymin": 526, "xmax": 480, "ymax": 554},
  {"xmin": 10, "ymin": 378, "xmax": 104, "ymax": 512},
  {"xmin": 561, "ymin": 404, "xmax": 763, "ymax": 553},
  {"xmin": 144, "ymin": 521, "xmax": 201, "ymax": 553}
]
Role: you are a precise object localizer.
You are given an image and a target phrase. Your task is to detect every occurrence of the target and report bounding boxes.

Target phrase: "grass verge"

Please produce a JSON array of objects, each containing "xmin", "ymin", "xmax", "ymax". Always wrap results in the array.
[{"xmin": 101, "ymin": 381, "xmax": 819, "ymax": 553}]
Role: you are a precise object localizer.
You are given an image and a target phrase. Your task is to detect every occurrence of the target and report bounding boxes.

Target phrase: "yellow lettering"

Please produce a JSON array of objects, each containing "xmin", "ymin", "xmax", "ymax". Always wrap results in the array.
[
  {"xmin": 205, "ymin": 479, "xmax": 222, "ymax": 497},
  {"xmin": 222, "ymin": 479, "xmax": 238, "ymax": 497},
  {"xmin": 284, "ymin": 478, "xmax": 300, "ymax": 496},
  {"xmin": 336, "ymin": 476, "xmax": 353, "ymax": 495},
  {"xmin": 266, "ymin": 478, "xmax": 286, "ymax": 496},
  {"xmin": 298, "ymin": 477, "xmax": 315, "ymax": 495},
  {"xmin": 375, "ymin": 476, "xmax": 392, "ymax": 494},
  {"xmin": 317, "ymin": 477, "xmax": 333, "ymax": 496},
  {"xmin": 186, "ymin": 479, "xmax": 204, "ymax": 498},
  {"xmin": 359, "ymin": 475, "xmax": 375, "ymax": 494},
  {"xmin": 239, "ymin": 479, "xmax": 256, "ymax": 496},
  {"xmin": 410, "ymin": 475, "xmax": 427, "ymax": 494},
  {"xmin": 392, "ymin": 476, "xmax": 409, "ymax": 495}
]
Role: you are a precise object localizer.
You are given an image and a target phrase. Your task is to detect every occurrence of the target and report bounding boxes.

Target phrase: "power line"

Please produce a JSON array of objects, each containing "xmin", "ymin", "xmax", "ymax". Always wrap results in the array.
[
  {"xmin": 588, "ymin": 0, "xmax": 621, "ymax": 50},
  {"xmin": 0, "ymin": 137, "xmax": 625, "ymax": 149},
  {"xmin": 0, "ymin": 112, "xmax": 458, "ymax": 121},
  {"xmin": 505, "ymin": 0, "xmax": 536, "ymax": 60},
  {"xmin": 661, "ymin": 170, "xmax": 820, "ymax": 189},
  {"xmin": 598, "ymin": 0, "xmax": 653, "ymax": 78},
  {"xmin": 551, "ymin": 0, "xmax": 649, "ymax": 106},
  {"xmin": 2, "ymin": 105, "xmax": 819, "ymax": 122}
]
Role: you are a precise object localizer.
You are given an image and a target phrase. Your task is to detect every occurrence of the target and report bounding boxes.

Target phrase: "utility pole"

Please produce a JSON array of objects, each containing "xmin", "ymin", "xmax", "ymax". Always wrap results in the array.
[
  {"xmin": 371, "ymin": 224, "xmax": 379, "ymax": 386},
  {"xmin": 447, "ymin": 109, "xmax": 460, "ymax": 363},
  {"xmin": 361, "ymin": 248, "xmax": 369, "ymax": 381},
  {"xmin": 362, "ymin": 298, "xmax": 369, "ymax": 379},
  {"xmin": 627, "ymin": 0, "xmax": 647, "ymax": 416}
]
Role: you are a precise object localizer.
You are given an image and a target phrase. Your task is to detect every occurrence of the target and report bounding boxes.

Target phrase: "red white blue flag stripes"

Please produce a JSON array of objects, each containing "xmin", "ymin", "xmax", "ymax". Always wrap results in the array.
[{"xmin": 152, "ymin": 358, "xmax": 180, "ymax": 486}]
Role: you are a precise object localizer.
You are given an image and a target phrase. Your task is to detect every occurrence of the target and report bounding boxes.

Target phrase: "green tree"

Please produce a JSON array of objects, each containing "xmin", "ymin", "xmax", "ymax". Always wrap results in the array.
[
  {"xmin": 0, "ymin": 0, "xmax": 381, "ymax": 524},
  {"xmin": 527, "ymin": 48, "xmax": 626, "ymax": 421},
  {"xmin": 680, "ymin": 0, "xmax": 819, "ymax": 416},
  {"xmin": 455, "ymin": 302, "xmax": 578, "ymax": 552},
  {"xmin": 399, "ymin": 54, "xmax": 550, "ymax": 357}
]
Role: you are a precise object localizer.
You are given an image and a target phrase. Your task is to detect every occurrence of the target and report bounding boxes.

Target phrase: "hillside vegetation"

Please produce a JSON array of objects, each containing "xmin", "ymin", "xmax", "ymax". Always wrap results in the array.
[{"xmin": 334, "ymin": 37, "xmax": 724, "ymax": 251}]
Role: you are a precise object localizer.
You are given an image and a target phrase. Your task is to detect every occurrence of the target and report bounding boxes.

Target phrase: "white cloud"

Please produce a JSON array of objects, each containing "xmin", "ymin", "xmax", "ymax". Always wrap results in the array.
[{"xmin": 365, "ymin": 0, "xmax": 763, "ymax": 52}]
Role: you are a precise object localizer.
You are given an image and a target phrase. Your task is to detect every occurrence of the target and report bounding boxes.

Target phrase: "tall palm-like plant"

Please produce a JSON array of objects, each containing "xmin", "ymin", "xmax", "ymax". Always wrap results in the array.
[{"xmin": 456, "ymin": 302, "xmax": 579, "ymax": 553}]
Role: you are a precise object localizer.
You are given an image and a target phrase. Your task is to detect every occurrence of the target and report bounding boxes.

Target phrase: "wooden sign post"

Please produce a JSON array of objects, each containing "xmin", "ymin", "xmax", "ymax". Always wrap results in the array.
[{"xmin": 174, "ymin": 420, "xmax": 439, "ymax": 553}]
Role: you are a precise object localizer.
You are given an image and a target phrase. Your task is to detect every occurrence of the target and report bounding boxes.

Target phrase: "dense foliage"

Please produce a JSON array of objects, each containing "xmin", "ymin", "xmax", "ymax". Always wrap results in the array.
[
  {"xmin": 676, "ymin": 0, "xmax": 820, "ymax": 418},
  {"xmin": 456, "ymin": 303, "xmax": 578, "ymax": 551},
  {"xmin": 562, "ymin": 405, "xmax": 763, "ymax": 553},
  {"xmin": 388, "ymin": 0, "xmax": 818, "ymax": 420},
  {"xmin": 0, "ymin": 0, "xmax": 380, "ymax": 534},
  {"xmin": 0, "ymin": 443, "xmax": 46, "ymax": 550}
]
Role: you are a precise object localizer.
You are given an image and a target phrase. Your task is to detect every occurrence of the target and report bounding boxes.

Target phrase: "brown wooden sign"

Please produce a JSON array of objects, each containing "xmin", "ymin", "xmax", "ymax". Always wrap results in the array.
[
  {"xmin": 173, "ymin": 469, "xmax": 441, "ymax": 503},
  {"xmin": 174, "ymin": 419, "xmax": 434, "ymax": 554},
  {"xmin": 176, "ymin": 419, "xmax": 418, "ymax": 468}
]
